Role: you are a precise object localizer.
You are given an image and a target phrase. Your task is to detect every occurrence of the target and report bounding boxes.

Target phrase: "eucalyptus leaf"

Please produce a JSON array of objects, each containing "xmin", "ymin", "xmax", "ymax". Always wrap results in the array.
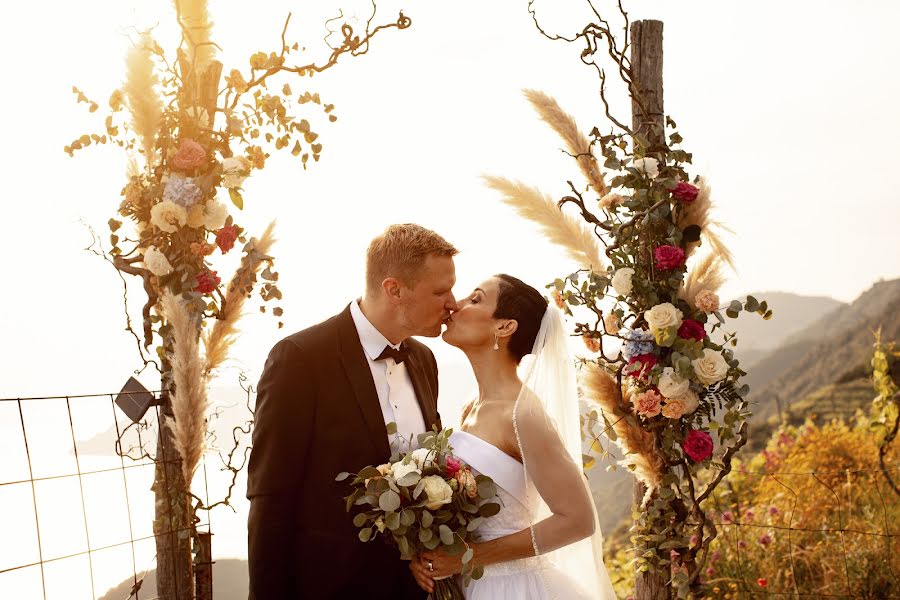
[{"xmin": 379, "ymin": 490, "xmax": 401, "ymax": 512}]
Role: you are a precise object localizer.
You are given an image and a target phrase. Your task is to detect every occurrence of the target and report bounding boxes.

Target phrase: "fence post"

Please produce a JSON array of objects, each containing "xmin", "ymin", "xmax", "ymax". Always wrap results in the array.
[{"xmin": 195, "ymin": 531, "xmax": 213, "ymax": 600}]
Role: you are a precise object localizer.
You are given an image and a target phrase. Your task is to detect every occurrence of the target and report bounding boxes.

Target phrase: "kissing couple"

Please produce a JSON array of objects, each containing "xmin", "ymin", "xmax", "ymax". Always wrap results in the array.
[{"xmin": 247, "ymin": 223, "xmax": 616, "ymax": 599}]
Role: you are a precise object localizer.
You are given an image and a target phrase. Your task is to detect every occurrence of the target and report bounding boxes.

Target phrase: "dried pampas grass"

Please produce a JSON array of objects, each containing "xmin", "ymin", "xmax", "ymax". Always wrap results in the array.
[
  {"xmin": 679, "ymin": 251, "xmax": 727, "ymax": 308},
  {"xmin": 678, "ymin": 178, "xmax": 735, "ymax": 270},
  {"xmin": 175, "ymin": 0, "xmax": 216, "ymax": 72},
  {"xmin": 161, "ymin": 292, "xmax": 209, "ymax": 485},
  {"xmin": 484, "ymin": 176, "xmax": 604, "ymax": 271},
  {"xmin": 524, "ymin": 89, "xmax": 606, "ymax": 196},
  {"xmin": 203, "ymin": 222, "xmax": 277, "ymax": 377},
  {"xmin": 581, "ymin": 363, "xmax": 665, "ymax": 505},
  {"xmin": 125, "ymin": 33, "xmax": 163, "ymax": 167}
]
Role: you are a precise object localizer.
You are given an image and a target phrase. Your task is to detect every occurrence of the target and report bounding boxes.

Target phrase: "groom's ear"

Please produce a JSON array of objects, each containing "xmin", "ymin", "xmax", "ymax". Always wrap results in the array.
[{"xmin": 382, "ymin": 277, "xmax": 404, "ymax": 305}]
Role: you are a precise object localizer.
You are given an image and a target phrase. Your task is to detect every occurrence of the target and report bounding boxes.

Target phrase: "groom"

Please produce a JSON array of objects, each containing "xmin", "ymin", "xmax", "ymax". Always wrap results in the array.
[{"xmin": 247, "ymin": 223, "xmax": 459, "ymax": 599}]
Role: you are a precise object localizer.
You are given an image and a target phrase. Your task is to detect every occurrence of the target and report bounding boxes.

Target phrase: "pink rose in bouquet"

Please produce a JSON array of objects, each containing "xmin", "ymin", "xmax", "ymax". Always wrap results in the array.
[
  {"xmin": 671, "ymin": 182, "xmax": 699, "ymax": 203},
  {"xmin": 172, "ymin": 138, "xmax": 207, "ymax": 172},
  {"xmin": 682, "ymin": 429, "xmax": 714, "ymax": 462},
  {"xmin": 654, "ymin": 245, "xmax": 686, "ymax": 271},
  {"xmin": 677, "ymin": 319, "xmax": 707, "ymax": 341}
]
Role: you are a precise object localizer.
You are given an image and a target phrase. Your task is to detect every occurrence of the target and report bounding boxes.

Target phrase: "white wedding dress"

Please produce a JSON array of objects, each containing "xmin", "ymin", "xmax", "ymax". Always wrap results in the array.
[{"xmin": 449, "ymin": 430, "xmax": 615, "ymax": 599}]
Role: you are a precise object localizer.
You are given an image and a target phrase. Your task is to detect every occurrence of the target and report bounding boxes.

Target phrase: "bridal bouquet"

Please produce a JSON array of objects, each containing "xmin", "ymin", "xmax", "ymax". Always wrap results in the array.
[{"xmin": 336, "ymin": 427, "xmax": 500, "ymax": 599}]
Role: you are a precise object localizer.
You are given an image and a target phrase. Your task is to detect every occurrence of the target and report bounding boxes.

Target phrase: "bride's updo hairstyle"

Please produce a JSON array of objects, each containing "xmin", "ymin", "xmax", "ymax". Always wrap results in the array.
[{"xmin": 492, "ymin": 274, "xmax": 549, "ymax": 364}]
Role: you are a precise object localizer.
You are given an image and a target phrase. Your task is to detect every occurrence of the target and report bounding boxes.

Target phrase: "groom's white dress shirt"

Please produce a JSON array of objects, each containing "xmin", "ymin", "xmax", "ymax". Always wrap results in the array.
[{"xmin": 350, "ymin": 300, "xmax": 427, "ymax": 453}]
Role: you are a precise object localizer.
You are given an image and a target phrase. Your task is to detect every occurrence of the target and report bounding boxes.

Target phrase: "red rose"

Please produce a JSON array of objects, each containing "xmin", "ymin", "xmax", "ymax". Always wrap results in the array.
[
  {"xmin": 671, "ymin": 182, "xmax": 699, "ymax": 203},
  {"xmin": 194, "ymin": 270, "xmax": 221, "ymax": 295},
  {"xmin": 654, "ymin": 245, "xmax": 686, "ymax": 271},
  {"xmin": 215, "ymin": 225, "xmax": 239, "ymax": 254},
  {"xmin": 682, "ymin": 429, "xmax": 713, "ymax": 462},
  {"xmin": 445, "ymin": 456, "xmax": 462, "ymax": 478},
  {"xmin": 172, "ymin": 138, "xmax": 207, "ymax": 172},
  {"xmin": 678, "ymin": 319, "xmax": 707, "ymax": 341},
  {"xmin": 627, "ymin": 354, "xmax": 657, "ymax": 380}
]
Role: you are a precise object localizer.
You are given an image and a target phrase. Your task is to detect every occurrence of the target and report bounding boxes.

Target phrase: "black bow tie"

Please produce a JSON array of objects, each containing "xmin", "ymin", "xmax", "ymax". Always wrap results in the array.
[{"xmin": 375, "ymin": 344, "xmax": 410, "ymax": 364}]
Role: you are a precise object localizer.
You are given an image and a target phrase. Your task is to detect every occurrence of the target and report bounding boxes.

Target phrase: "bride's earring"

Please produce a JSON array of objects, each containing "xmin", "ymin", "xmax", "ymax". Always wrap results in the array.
[{"xmin": 493, "ymin": 335, "xmax": 499, "ymax": 351}]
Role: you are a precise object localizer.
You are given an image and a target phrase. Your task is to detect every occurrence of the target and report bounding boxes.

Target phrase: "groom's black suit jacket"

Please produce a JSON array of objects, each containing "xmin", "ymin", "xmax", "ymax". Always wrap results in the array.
[{"xmin": 247, "ymin": 304, "xmax": 440, "ymax": 599}]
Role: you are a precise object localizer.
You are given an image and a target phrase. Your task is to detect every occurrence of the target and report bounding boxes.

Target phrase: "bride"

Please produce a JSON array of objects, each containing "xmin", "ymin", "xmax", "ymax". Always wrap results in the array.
[{"xmin": 410, "ymin": 274, "xmax": 617, "ymax": 599}]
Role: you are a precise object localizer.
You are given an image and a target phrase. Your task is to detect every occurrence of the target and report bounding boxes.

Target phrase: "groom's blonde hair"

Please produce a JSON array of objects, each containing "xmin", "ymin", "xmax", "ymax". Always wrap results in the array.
[{"xmin": 366, "ymin": 224, "xmax": 458, "ymax": 292}]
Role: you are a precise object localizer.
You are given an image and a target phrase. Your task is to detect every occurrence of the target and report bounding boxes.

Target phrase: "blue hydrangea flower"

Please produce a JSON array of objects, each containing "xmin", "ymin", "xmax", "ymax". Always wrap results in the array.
[
  {"xmin": 163, "ymin": 174, "xmax": 203, "ymax": 208},
  {"xmin": 622, "ymin": 330, "xmax": 656, "ymax": 360}
]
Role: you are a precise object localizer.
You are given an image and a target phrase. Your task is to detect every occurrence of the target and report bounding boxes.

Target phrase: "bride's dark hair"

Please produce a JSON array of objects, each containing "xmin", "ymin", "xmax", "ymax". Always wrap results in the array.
[{"xmin": 492, "ymin": 274, "xmax": 549, "ymax": 363}]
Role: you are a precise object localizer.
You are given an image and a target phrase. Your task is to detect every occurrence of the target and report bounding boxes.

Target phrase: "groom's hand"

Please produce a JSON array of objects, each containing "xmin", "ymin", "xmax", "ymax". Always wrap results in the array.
[{"xmin": 409, "ymin": 555, "xmax": 435, "ymax": 594}]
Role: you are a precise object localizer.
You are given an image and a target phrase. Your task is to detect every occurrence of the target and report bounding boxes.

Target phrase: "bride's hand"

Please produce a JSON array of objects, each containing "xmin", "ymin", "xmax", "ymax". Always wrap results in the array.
[
  {"xmin": 409, "ymin": 555, "xmax": 434, "ymax": 593},
  {"xmin": 419, "ymin": 548, "xmax": 465, "ymax": 579}
]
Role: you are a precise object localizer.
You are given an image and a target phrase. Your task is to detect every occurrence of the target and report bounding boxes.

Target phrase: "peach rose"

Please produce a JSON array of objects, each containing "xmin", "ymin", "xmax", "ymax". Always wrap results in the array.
[{"xmin": 172, "ymin": 138, "xmax": 207, "ymax": 172}]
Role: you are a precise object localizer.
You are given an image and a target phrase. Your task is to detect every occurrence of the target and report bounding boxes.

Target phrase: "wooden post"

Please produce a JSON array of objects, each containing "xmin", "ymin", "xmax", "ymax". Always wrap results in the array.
[
  {"xmin": 195, "ymin": 532, "xmax": 214, "ymax": 600},
  {"xmin": 630, "ymin": 19, "xmax": 671, "ymax": 600},
  {"xmin": 153, "ymin": 371, "xmax": 193, "ymax": 600}
]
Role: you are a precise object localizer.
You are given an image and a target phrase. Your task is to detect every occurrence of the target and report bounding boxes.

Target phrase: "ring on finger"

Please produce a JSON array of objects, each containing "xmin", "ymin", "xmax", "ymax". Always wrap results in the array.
[{"xmin": 427, "ymin": 559, "xmax": 434, "ymax": 572}]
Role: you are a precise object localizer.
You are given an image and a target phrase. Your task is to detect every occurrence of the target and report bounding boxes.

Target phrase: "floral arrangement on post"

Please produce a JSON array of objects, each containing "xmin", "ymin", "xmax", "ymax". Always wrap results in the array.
[
  {"xmin": 67, "ymin": 0, "xmax": 413, "ymax": 593},
  {"xmin": 487, "ymin": 3, "xmax": 773, "ymax": 596},
  {"xmin": 67, "ymin": 1, "xmax": 411, "ymax": 483},
  {"xmin": 337, "ymin": 427, "xmax": 500, "ymax": 600}
]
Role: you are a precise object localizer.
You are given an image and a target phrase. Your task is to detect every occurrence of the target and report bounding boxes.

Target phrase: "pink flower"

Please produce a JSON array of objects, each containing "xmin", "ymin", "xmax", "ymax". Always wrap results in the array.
[
  {"xmin": 445, "ymin": 456, "xmax": 462, "ymax": 478},
  {"xmin": 172, "ymin": 138, "xmax": 207, "ymax": 172},
  {"xmin": 738, "ymin": 540, "xmax": 748, "ymax": 549},
  {"xmin": 711, "ymin": 551, "xmax": 722, "ymax": 562},
  {"xmin": 654, "ymin": 245, "xmax": 686, "ymax": 271},
  {"xmin": 758, "ymin": 533, "xmax": 773, "ymax": 547},
  {"xmin": 681, "ymin": 429, "xmax": 713, "ymax": 462},
  {"xmin": 634, "ymin": 389, "xmax": 663, "ymax": 418},
  {"xmin": 721, "ymin": 511, "xmax": 734, "ymax": 523},
  {"xmin": 706, "ymin": 566, "xmax": 715, "ymax": 577},
  {"xmin": 757, "ymin": 578, "xmax": 768, "ymax": 588},
  {"xmin": 216, "ymin": 225, "xmax": 239, "ymax": 254},
  {"xmin": 677, "ymin": 319, "xmax": 707, "ymax": 341},
  {"xmin": 768, "ymin": 506, "xmax": 779, "ymax": 516},
  {"xmin": 194, "ymin": 270, "xmax": 221, "ymax": 295},
  {"xmin": 671, "ymin": 182, "xmax": 699, "ymax": 203},
  {"xmin": 745, "ymin": 509, "xmax": 755, "ymax": 520},
  {"xmin": 627, "ymin": 354, "xmax": 657, "ymax": 380}
]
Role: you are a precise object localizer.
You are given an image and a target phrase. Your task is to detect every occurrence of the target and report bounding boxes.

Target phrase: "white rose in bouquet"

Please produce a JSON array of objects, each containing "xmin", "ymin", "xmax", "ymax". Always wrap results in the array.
[
  {"xmin": 657, "ymin": 367, "xmax": 690, "ymax": 398},
  {"xmin": 142, "ymin": 246, "xmax": 173, "ymax": 276},
  {"xmin": 692, "ymin": 349, "xmax": 729, "ymax": 385},
  {"xmin": 645, "ymin": 303, "xmax": 683, "ymax": 332},
  {"xmin": 410, "ymin": 447, "xmax": 435, "ymax": 469},
  {"xmin": 633, "ymin": 156, "xmax": 660, "ymax": 179},
  {"xmin": 611, "ymin": 268, "xmax": 635, "ymax": 296},
  {"xmin": 421, "ymin": 475, "xmax": 454, "ymax": 510},
  {"xmin": 391, "ymin": 460, "xmax": 421, "ymax": 482}
]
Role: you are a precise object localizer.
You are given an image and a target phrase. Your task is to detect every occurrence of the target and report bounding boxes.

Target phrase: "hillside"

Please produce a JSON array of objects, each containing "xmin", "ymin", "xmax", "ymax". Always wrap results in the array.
[{"xmin": 746, "ymin": 278, "xmax": 900, "ymax": 444}]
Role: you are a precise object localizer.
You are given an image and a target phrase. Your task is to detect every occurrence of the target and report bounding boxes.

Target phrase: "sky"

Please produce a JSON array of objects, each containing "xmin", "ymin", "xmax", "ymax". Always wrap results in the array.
[{"xmin": 1, "ymin": 0, "xmax": 899, "ymax": 597}]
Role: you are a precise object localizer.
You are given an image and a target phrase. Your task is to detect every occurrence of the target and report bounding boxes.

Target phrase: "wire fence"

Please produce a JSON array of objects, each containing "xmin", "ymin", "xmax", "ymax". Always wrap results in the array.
[{"xmin": 0, "ymin": 391, "xmax": 219, "ymax": 600}]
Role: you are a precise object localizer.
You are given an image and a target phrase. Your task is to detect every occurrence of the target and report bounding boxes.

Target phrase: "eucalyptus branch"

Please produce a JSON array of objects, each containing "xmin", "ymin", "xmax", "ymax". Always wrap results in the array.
[{"xmin": 697, "ymin": 420, "xmax": 749, "ymax": 504}]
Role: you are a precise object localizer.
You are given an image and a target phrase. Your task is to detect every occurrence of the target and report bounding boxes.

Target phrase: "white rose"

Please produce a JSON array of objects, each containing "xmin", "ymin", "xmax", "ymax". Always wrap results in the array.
[
  {"xmin": 202, "ymin": 200, "xmax": 229, "ymax": 230},
  {"xmin": 376, "ymin": 463, "xmax": 393, "ymax": 477},
  {"xmin": 644, "ymin": 303, "xmax": 684, "ymax": 332},
  {"xmin": 391, "ymin": 460, "xmax": 420, "ymax": 482},
  {"xmin": 611, "ymin": 268, "xmax": 635, "ymax": 297},
  {"xmin": 142, "ymin": 246, "xmax": 173, "ymax": 277},
  {"xmin": 633, "ymin": 156, "xmax": 660, "ymax": 179},
  {"xmin": 657, "ymin": 367, "xmax": 690, "ymax": 398},
  {"xmin": 410, "ymin": 448, "xmax": 435, "ymax": 469},
  {"xmin": 672, "ymin": 388, "xmax": 700, "ymax": 415},
  {"xmin": 150, "ymin": 200, "xmax": 187, "ymax": 233},
  {"xmin": 421, "ymin": 475, "xmax": 453, "ymax": 511},
  {"xmin": 221, "ymin": 156, "xmax": 251, "ymax": 189},
  {"xmin": 692, "ymin": 349, "xmax": 729, "ymax": 385}
]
